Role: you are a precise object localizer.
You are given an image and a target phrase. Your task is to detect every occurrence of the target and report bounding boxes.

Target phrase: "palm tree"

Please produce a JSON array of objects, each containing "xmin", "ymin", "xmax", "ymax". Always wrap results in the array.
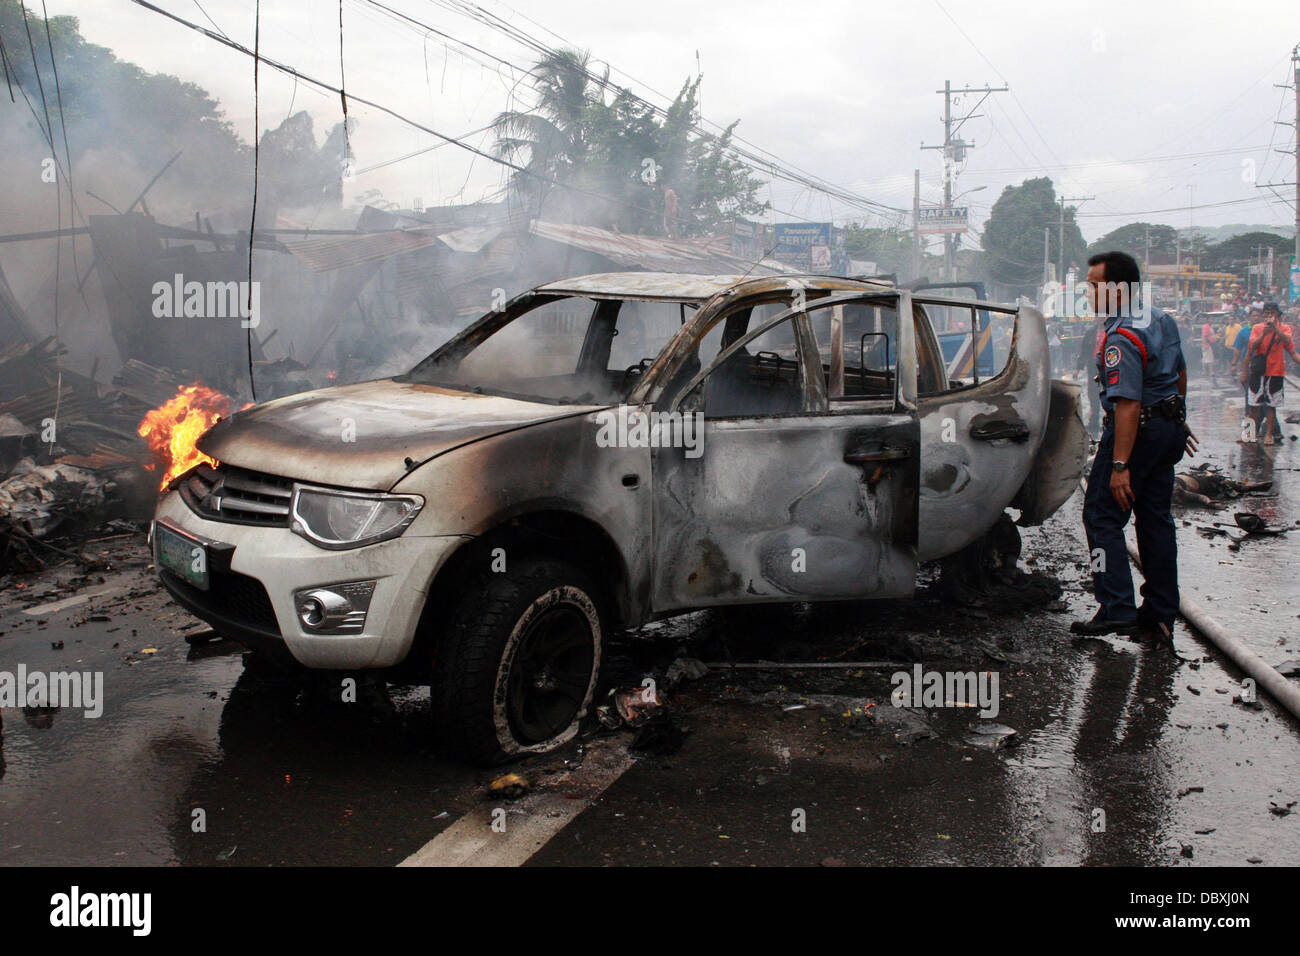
[{"xmin": 492, "ymin": 49, "xmax": 608, "ymax": 216}]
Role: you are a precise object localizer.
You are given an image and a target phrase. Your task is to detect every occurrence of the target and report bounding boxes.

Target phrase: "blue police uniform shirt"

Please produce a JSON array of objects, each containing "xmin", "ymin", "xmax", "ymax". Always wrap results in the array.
[{"xmin": 1096, "ymin": 302, "xmax": 1185, "ymax": 411}]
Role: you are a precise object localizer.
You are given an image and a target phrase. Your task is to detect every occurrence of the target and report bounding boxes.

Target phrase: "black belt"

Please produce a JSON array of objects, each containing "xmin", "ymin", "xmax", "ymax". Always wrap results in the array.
[{"xmin": 1102, "ymin": 395, "xmax": 1185, "ymax": 430}]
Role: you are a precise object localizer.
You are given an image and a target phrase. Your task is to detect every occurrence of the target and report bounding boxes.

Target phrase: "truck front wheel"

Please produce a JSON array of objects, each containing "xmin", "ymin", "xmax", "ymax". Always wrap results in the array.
[{"xmin": 431, "ymin": 558, "xmax": 604, "ymax": 765}]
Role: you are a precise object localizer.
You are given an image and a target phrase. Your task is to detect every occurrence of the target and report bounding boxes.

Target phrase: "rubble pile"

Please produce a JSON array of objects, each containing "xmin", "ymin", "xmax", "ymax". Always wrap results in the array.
[{"xmin": 0, "ymin": 338, "xmax": 192, "ymax": 573}]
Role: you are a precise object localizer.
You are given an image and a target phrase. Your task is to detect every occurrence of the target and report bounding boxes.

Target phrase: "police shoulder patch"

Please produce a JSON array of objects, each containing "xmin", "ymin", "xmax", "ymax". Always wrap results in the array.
[{"xmin": 1104, "ymin": 344, "xmax": 1122, "ymax": 369}]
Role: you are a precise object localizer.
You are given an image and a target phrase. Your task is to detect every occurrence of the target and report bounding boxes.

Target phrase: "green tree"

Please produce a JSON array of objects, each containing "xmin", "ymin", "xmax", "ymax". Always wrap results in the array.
[
  {"xmin": 982, "ymin": 177, "xmax": 1085, "ymax": 298},
  {"xmin": 1200, "ymin": 230, "xmax": 1293, "ymax": 292},
  {"xmin": 0, "ymin": 0, "xmax": 247, "ymax": 208},
  {"xmin": 843, "ymin": 223, "xmax": 913, "ymax": 277},
  {"xmin": 494, "ymin": 48, "xmax": 768, "ymax": 236},
  {"xmin": 1087, "ymin": 222, "xmax": 1178, "ymax": 265},
  {"xmin": 257, "ymin": 111, "xmax": 351, "ymax": 220},
  {"xmin": 491, "ymin": 49, "xmax": 609, "ymax": 217}
]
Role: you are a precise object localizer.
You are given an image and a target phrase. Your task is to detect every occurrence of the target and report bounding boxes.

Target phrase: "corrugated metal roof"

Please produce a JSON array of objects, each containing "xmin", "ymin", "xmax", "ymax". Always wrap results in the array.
[
  {"xmin": 538, "ymin": 272, "xmax": 749, "ymax": 301},
  {"xmin": 282, "ymin": 212, "xmax": 792, "ymax": 276},
  {"xmin": 529, "ymin": 220, "xmax": 789, "ymax": 275},
  {"xmin": 284, "ymin": 230, "xmax": 442, "ymax": 272}
]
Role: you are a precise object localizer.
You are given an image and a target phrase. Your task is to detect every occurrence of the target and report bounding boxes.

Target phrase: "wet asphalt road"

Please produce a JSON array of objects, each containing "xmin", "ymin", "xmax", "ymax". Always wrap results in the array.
[{"xmin": 0, "ymin": 375, "xmax": 1297, "ymax": 867}]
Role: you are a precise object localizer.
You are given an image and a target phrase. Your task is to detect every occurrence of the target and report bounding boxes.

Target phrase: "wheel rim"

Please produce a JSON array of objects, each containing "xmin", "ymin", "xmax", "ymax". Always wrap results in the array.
[{"xmin": 506, "ymin": 603, "xmax": 596, "ymax": 745}]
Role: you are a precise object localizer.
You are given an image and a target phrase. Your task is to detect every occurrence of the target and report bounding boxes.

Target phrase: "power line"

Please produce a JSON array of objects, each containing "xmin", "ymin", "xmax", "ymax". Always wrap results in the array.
[
  {"xmin": 246, "ymin": 0, "xmax": 260, "ymax": 402},
  {"xmin": 383, "ymin": 0, "xmax": 907, "ymax": 216},
  {"xmin": 20, "ymin": 0, "xmax": 64, "ymax": 443},
  {"xmin": 127, "ymin": 0, "xmax": 876, "ymax": 239},
  {"xmin": 1075, "ymin": 195, "xmax": 1275, "ymax": 217},
  {"xmin": 438, "ymin": 0, "xmax": 870, "ymax": 200}
]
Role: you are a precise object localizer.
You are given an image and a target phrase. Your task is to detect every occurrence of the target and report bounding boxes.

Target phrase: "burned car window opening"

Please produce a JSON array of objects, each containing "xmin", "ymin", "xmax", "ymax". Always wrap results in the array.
[
  {"xmin": 403, "ymin": 294, "xmax": 695, "ymax": 406},
  {"xmin": 916, "ymin": 299, "xmax": 1018, "ymax": 394}
]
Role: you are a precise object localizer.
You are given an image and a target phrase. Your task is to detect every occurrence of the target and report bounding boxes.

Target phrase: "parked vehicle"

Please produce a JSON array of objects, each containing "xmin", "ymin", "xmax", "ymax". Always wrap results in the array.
[{"xmin": 151, "ymin": 272, "xmax": 1088, "ymax": 764}]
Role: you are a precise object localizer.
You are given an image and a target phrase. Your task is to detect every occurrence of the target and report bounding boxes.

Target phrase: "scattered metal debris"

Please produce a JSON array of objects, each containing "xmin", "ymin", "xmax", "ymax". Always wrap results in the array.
[{"xmin": 964, "ymin": 721, "xmax": 1019, "ymax": 751}]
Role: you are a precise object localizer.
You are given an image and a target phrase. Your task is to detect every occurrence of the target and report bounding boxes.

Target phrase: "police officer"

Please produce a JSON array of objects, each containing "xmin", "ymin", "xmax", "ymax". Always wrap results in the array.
[{"xmin": 1071, "ymin": 251, "xmax": 1198, "ymax": 645}]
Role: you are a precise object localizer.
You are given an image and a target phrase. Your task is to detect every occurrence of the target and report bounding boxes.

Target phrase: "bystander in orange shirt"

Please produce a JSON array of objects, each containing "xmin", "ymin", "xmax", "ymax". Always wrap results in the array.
[{"xmin": 1248, "ymin": 322, "xmax": 1295, "ymax": 376}]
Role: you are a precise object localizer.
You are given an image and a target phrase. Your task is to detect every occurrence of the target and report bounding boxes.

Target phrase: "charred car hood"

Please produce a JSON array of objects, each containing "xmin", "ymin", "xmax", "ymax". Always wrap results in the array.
[{"xmin": 197, "ymin": 379, "xmax": 599, "ymax": 490}]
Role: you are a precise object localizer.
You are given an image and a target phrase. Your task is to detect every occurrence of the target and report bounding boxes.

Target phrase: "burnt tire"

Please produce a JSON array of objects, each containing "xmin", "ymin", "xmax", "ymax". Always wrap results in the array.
[{"xmin": 432, "ymin": 559, "xmax": 604, "ymax": 766}]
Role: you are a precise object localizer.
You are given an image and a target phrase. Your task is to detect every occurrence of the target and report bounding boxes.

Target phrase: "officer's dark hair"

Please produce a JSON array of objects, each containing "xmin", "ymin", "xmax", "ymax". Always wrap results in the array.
[{"xmin": 1087, "ymin": 250, "xmax": 1141, "ymax": 286}]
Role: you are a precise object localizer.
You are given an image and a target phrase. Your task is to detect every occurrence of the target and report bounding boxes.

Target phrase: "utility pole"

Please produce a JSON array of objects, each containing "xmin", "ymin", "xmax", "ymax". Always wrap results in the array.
[
  {"xmin": 1042, "ymin": 226, "xmax": 1051, "ymax": 310},
  {"xmin": 1255, "ymin": 44, "xmax": 1299, "ymax": 302},
  {"xmin": 1056, "ymin": 195, "xmax": 1093, "ymax": 290},
  {"xmin": 922, "ymin": 80, "xmax": 1007, "ymax": 281},
  {"xmin": 912, "ymin": 169, "xmax": 921, "ymax": 281},
  {"xmin": 1043, "ymin": 227, "xmax": 1050, "ymax": 288}
]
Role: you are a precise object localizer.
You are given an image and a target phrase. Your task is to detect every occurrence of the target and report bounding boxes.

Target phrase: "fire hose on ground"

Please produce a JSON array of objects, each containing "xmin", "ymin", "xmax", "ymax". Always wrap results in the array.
[{"xmin": 1126, "ymin": 539, "xmax": 1300, "ymax": 721}]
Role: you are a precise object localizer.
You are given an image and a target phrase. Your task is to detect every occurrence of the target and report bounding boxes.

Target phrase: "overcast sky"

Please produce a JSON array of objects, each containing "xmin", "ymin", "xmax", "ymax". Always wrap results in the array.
[{"xmin": 45, "ymin": 0, "xmax": 1300, "ymax": 243}]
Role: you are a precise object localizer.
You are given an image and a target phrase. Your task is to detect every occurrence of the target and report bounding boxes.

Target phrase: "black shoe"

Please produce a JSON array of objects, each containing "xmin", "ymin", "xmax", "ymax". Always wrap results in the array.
[
  {"xmin": 1070, "ymin": 612, "xmax": 1139, "ymax": 636},
  {"xmin": 1136, "ymin": 620, "xmax": 1176, "ymax": 650}
]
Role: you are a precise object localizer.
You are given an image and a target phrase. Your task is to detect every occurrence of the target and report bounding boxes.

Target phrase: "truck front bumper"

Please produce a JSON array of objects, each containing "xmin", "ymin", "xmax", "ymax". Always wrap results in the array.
[{"xmin": 153, "ymin": 491, "xmax": 467, "ymax": 669}]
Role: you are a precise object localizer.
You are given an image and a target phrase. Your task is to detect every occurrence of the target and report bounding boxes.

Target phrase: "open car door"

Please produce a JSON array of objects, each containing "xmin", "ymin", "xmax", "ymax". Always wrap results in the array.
[
  {"xmin": 913, "ymin": 280, "xmax": 997, "ymax": 381},
  {"xmin": 649, "ymin": 290, "xmax": 920, "ymax": 611}
]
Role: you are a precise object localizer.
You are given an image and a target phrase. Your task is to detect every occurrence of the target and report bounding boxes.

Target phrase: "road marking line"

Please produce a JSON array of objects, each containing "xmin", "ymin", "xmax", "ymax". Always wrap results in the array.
[
  {"xmin": 399, "ymin": 738, "xmax": 635, "ymax": 867},
  {"xmin": 21, "ymin": 585, "xmax": 129, "ymax": 617}
]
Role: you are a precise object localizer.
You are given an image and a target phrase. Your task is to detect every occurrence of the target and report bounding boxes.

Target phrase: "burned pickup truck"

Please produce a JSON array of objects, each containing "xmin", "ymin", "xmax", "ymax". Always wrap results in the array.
[{"xmin": 151, "ymin": 273, "xmax": 1087, "ymax": 764}]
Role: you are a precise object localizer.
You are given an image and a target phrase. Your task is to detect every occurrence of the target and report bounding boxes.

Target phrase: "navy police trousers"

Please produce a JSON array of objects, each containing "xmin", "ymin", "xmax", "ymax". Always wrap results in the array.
[{"xmin": 1083, "ymin": 416, "xmax": 1186, "ymax": 627}]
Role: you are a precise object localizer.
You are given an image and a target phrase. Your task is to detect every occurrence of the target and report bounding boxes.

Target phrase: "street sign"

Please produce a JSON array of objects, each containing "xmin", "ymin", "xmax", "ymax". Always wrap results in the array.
[{"xmin": 918, "ymin": 206, "xmax": 969, "ymax": 235}]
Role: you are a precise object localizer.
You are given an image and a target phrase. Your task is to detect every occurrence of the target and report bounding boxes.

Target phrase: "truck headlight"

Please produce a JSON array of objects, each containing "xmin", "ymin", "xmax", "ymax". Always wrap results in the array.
[{"xmin": 290, "ymin": 487, "xmax": 423, "ymax": 550}]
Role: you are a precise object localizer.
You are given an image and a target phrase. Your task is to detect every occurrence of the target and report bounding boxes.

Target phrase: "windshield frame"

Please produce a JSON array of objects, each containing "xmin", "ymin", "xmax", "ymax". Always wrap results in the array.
[{"xmin": 398, "ymin": 288, "xmax": 709, "ymax": 405}]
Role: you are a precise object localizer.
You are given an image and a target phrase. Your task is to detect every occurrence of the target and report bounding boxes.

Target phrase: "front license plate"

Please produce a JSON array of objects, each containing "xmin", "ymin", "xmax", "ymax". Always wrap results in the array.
[{"xmin": 156, "ymin": 523, "xmax": 210, "ymax": 591}]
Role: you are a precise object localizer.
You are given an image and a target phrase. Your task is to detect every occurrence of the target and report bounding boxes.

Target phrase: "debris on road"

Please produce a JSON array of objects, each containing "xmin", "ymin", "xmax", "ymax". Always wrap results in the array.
[
  {"xmin": 0, "ymin": 460, "xmax": 108, "ymax": 539},
  {"xmin": 964, "ymin": 721, "xmax": 1019, "ymax": 751},
  {"xmin": 487, "ymin": 773, "xmax": 530, "ymax": 799},
  {"xmin": 871, "ymin": 704, "xmax": 937, "ymax": 745},
  {"xmin": 613, "ymin": 685, "xmax": 664, "ymax": 727},
  {"xmin": 664, "ymin": 657, "xmax": 709, "ymax": 684},
  {"xmin": 1232, "ymin": 512, "xmax": 1293, "ymax": 536}
]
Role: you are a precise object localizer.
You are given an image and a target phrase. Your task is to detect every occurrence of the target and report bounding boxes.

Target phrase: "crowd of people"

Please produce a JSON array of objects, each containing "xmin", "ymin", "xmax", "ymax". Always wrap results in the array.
[
  {"xmin": 1176, "ymin": 300, "xmax": 1300, "ymax": 444},
  {"xmin": 1048, "ymin": 296, "xmax": 1300, "ymax": 441}
]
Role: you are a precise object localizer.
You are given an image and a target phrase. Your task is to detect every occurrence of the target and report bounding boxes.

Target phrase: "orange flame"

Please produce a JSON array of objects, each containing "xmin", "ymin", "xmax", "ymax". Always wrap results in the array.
[{"xmin": 137, "ymin": 384, "xmax": 236, "ymax": 490}]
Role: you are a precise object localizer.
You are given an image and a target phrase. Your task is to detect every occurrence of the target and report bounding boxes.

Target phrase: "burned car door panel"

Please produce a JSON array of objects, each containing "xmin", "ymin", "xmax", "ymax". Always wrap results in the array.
[
  {"xmin": 650, "ymin": 416, "xmax": 919, "ymax": 608},
  {"xmin": 649, "ymin": 289, "xmax": 920, "ymax": 610},
  {"xmin": 913, "ymin": 298, "xmax": 1056, "ymax": 561}
]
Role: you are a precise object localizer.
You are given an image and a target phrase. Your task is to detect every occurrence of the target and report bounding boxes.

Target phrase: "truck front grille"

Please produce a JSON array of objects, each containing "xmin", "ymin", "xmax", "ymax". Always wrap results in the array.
[{"xmin": 178, "ymin": 462, "xmax": 294, "ymax": 527}]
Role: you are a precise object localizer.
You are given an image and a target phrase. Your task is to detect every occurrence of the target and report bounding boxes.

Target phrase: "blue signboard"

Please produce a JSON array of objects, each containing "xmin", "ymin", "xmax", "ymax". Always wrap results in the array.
[{"xmin": 772, "ymin": 222, "xmax": 847, "ymax": 274}]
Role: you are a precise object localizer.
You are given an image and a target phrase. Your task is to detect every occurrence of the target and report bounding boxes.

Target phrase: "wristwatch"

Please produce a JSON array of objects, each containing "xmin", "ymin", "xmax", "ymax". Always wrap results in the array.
[{"xmin": 1113, "ymin": 460, "xmax": 1129, "ymax": 473}]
